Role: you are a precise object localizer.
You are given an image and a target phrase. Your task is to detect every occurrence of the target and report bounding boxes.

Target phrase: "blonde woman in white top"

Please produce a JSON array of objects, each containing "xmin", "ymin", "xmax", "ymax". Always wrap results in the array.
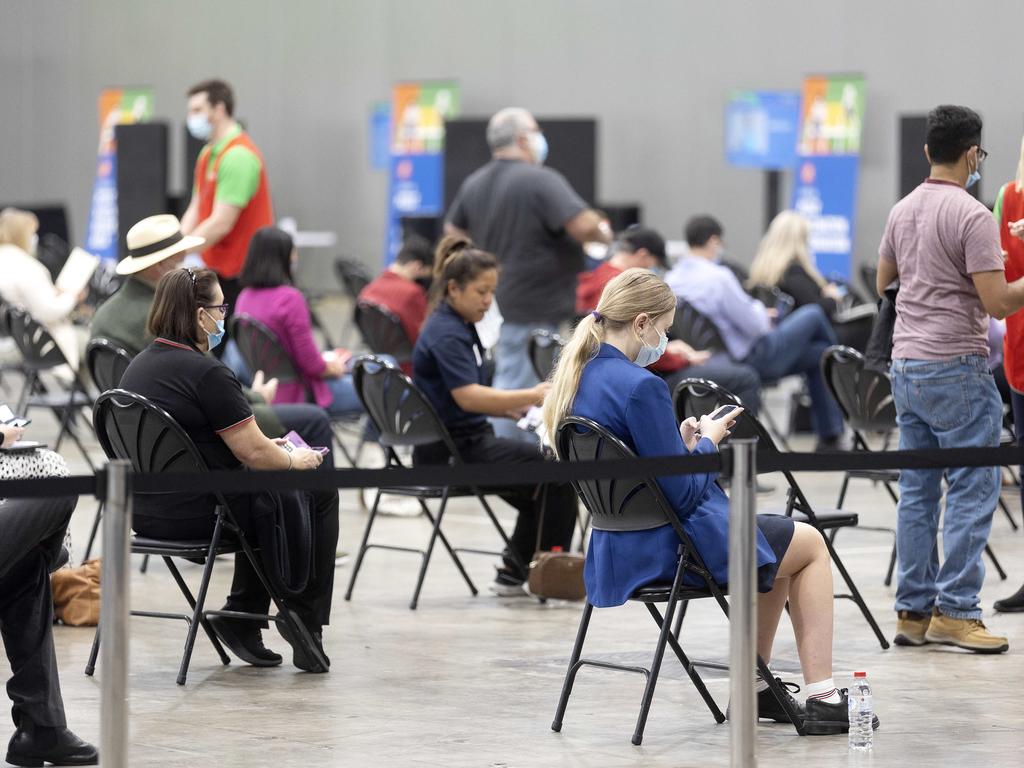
[{"xmin": 0, "ymin": 208, "xmax": 85, "ymax": 369}]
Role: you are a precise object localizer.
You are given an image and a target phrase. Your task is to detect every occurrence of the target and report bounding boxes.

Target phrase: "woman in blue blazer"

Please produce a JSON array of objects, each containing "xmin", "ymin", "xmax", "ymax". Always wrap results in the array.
[{"xmin": 543, "ymin": 268, "xmax": 875, "ymax": 736}]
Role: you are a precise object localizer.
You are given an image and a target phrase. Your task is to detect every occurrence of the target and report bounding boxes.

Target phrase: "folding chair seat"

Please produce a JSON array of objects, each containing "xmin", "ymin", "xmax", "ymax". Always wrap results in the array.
[
  {"xmin": 85, "ymin": 388, "xmax": 327, "ymax": 685},
  {"xmin": 673, "ymin": 376, "xmax": 890, "ymax": 650},
  {"xmin": 550, "ymin": 416, "xmax": 805, "ymax": 745},
  {"xmin": 344, "ymin": 356, "xmax": 528, "ymax": 610}
]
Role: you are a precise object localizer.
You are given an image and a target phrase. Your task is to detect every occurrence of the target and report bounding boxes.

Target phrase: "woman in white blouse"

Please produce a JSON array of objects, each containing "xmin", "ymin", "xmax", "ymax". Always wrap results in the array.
[{"xmin": 0, "ymin": 208, "xmax": 84, "ymax": 368}]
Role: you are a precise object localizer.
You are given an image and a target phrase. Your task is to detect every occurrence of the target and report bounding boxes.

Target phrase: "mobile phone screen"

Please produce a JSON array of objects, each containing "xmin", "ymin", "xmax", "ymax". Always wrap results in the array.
[{"xmin": 711, "ymin": 405, "xmax": 739, "ymax": 420}]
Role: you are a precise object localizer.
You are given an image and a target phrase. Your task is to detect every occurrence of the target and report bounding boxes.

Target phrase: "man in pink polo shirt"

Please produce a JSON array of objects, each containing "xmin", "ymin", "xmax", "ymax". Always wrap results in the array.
[{"xmin": 877, "ymin": 105, "xmax": 1024, "ymax": 653}]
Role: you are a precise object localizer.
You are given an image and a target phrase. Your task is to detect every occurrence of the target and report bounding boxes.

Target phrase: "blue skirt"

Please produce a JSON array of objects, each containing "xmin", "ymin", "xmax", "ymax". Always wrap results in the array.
[{"xmin": 752, "ymin": 514, "xmax": 796, "ymax": 593}]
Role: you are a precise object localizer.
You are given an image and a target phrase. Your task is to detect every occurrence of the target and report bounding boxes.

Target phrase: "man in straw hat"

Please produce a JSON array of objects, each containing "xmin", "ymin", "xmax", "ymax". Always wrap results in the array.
[{"xmin": 90, "ymin": 215, "xmax": 334, "ymax": 463}]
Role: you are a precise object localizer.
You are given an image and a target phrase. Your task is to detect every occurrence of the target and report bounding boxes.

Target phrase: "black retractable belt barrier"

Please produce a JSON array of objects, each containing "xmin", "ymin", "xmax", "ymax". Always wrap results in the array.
[{"xmin": 2, "ymin": 445, "xmax": 1024, "ymax": 500}]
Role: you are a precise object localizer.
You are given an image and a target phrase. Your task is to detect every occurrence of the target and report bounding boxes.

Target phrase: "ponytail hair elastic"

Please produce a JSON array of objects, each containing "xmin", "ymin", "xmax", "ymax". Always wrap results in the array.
[{"xmin": 591, "ymin": 310, "xmax": 603, "ymax": 323}]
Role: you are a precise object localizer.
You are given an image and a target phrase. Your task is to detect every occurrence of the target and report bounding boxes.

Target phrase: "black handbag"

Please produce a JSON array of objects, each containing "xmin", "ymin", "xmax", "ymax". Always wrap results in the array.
[{"xmin": 864, "ymin": 280, "xmax": 898, "ymax": 373}]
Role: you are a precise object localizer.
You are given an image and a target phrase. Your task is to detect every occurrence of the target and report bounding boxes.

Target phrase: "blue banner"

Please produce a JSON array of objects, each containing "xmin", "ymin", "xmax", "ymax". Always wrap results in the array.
[
  {"xmin": 385, "ymin": 153, "xmax": 444, "ymax": 262},
  {"xmin": 792, "ymin": 155, "xmax": 861, "ymax": 280}
]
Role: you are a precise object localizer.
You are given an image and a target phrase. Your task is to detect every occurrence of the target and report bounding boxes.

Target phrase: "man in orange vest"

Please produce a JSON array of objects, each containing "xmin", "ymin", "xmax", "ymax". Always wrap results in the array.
[{"xmin": 180, "ymin": 78, "xmax": 273, "ymax": 312}]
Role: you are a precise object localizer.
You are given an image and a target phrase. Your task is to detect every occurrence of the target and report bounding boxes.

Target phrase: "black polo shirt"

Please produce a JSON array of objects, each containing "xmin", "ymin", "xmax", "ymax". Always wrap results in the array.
[
  {"xmin": 413, "ymin": 302, "xmax": 490, "ymax": 433},
  {"xmin": 119, "ymin": 338, "xmax": 255, "ymax": 516}
]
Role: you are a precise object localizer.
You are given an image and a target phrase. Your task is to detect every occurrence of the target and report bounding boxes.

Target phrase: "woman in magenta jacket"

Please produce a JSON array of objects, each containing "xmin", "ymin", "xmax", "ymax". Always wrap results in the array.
[{"xmin": 234, "ymin": 227, "xmax": 363, "ymax": 415}]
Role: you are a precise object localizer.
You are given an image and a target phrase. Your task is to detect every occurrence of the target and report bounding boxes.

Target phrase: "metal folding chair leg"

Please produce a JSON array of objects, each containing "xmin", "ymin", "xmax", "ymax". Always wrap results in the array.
[
  {"xmin": 162, "ymin": 557, "xmax": 231, "ymax": 667},
  {"xmin": 410, "ymin": 491, "xmax": 451, "ymax": 610},
  {"xmin": 416, "ymin": 498, "xmax": 477, "ymax": 597},
  {"xmin": 551, "ymin": 602, "xmax": 593, "ymax": 733},
  {"xmin": 647, "ymin": 602, "xmax": 725, "ymax": 724},
  {"xmin": 631, "ymin": 584, "xmax": 684, "ymax": 745},
  {"xmin": 985, "ymin": 543, "xmax": 1008, "ymax": 580},
  {"xmin": 824, "ymin": 536, "xmax": 890, "ymax": 649},
  {"xmin": 345, "ymin": 489, "xmax": 383, "ymax": 601},
  {"xmin": 83, "ymin": 502, "xmax": 103, "ymax": 562},
  {"xmin": 175, "ymin": 525, "xmax": 226, "ymax": 685},
  {"xmin": 476, "ymin": 494, "xmax": 528, "ymax": 576}
]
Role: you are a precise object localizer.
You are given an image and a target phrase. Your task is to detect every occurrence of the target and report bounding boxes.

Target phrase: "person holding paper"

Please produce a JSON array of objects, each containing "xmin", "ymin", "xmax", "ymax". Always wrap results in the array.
[{"xmin": 0, "ymin": 208, "xmax": 86, "ymax": 368}]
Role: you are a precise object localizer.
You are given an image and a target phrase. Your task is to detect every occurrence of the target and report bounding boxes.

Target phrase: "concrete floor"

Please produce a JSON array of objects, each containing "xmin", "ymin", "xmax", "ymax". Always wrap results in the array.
[{"xmin": 6, "ymin": 379, "xmax": 1024, "ymax": 767}]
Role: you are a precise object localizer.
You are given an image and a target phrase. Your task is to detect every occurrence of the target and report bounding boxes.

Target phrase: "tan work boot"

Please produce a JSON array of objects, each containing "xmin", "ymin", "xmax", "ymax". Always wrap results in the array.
[
  {"xmin": 893, "ymin": 610, "xmax": 931, "ymax": 646},
  {"xmin": 924, "ymin": 608, "xmax": 1009, "ymax": 654}
]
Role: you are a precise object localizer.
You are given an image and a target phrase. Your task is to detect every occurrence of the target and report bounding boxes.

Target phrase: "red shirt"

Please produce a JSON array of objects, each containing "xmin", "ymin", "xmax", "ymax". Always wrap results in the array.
[
  {"xmin": 575, "ymin": 262, "xmax": 687, "ymax": 374},
  {"xmin": 1001, "ymin": 182, "xmax": 1024, "ymax": 391},
  {"xmin": 358, "ymin": 271, "xmax": 428, "ymax": 371}
]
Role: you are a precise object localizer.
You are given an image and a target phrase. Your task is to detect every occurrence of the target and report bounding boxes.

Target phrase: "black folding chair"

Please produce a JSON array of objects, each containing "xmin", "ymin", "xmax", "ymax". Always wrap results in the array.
[
  {"xmin": 528, "ymin": 329, "xmax": 565, "ymax": 381},
  {"xmin": 0, "ymin": 299, "xmax": 28, "ymax": 396},
  {"xmin": 673, "ymin": 377, "xmax": 890, "ymax": 650},
  {"xmin": 228, "ymin": 313, "xmax": 365, "ymax": 467},
  {"xmin": 821, "ymin": 345, "xmax": 1009, "ymax": 584},
  {"xmin": 354, "ymin": 300, "xmax": 414, "ymax": 367},
  {"xmin": 344, "ymin": 356, "xmax": 528, "ymax": 610},
  {"xmin": 550, "ymin": 416, "xmax": 805, "ymax": 745},
  {"xmin": 4, "ymin": 305, "xmax": 96, "ymax": 470},
  {"xmin": 334, "ymin": 256, "xmax": 372, "ymax": 300},
  {"xmin": 86, "ymin": 389, "xmax": 327, "ymax": 684},
  {"xmin": 670, "ymin": 299, "xmax": 793, "ymax": 449}
]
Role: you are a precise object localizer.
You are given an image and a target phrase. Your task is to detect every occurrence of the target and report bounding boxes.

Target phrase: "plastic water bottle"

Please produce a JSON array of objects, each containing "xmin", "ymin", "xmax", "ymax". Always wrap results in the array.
[{"xmin": 848, "ymin": 671, "xmax": 873, "ymax": 751}]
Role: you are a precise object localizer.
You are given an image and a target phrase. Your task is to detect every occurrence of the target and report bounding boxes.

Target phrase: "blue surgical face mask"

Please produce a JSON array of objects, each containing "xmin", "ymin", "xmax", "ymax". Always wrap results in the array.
[
  {"xmin": 529, "ymin": 131, "xmax": 548, "ymax": 165},
  {"xmin": 634, "ymin": 324, "xmax": 668, "ymax": 368},
  {"xmin": 187, "ymin": 113, "xmax": 212, "ymax": 141},
  {"xmin": 202, "ymin": 309, "xmax": 226, "ymax": 351},
  {"xmin": 966, "ymin": 168, "xmax": 981, "ymax": 189}
]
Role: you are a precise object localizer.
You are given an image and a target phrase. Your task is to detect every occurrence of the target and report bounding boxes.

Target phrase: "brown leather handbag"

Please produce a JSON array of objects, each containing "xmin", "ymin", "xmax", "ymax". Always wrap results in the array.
[
  {"xmin": 51, "ymin": 559, "xmax": 101, "ymax": 626},
  {"xmin": 526, "ymin": 487, "xmax": 586, "ymax": 601}
]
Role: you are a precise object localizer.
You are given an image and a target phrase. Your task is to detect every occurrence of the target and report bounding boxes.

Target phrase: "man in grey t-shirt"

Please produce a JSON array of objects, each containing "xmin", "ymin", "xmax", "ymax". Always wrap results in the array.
[
  {"xmin": 877, "ymin": 105, "xmax": 1024, "ymax": 654},
  {"xmin": 445, "ymin": 107, "xmax": 610, "ymax": 439}
]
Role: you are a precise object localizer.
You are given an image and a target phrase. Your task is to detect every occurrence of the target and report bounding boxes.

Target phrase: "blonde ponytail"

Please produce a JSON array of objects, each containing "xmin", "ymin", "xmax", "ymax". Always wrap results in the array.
[{"xmin": 543, "ymin": 268, "xmax": 676, "ymax": 449}]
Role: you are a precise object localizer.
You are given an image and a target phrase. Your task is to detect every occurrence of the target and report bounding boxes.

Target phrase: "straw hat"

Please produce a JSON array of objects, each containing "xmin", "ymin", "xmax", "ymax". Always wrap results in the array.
[{"xmin": 116, "ymin": 214, "xmax": 205, "ymax": 275}]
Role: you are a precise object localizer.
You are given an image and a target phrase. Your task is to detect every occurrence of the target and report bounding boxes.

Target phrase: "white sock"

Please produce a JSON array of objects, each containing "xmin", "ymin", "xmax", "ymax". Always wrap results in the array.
[
  {"xmin": 805, "ymin": 678, "xmax": 841, "ymax": 704},
  {"xmin": 754, "ymin": 675, "xmax": 769, "ymax": 693}
]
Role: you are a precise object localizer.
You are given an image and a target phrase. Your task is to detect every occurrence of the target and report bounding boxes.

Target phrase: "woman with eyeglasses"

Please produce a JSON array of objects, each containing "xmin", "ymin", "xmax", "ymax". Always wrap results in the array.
[{"xmin": 118, "ymin": 267, "xmax": 338, "ymax": 673}]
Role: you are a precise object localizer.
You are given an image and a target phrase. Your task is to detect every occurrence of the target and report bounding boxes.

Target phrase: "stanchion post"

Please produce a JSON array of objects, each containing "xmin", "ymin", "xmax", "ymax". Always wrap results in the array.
[
  {"xmin": 728, "ymin": 439, "xmax": 757, "ymax": 768},
  {"xmin": 101, "ymin": 460, "xmax": 132, "ymax": 768}
]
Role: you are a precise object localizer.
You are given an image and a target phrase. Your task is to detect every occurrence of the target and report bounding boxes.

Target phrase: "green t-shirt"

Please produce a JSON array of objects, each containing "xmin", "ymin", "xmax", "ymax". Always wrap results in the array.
[{"xmin": 199, "ymin": 124, "xmax": 262, "ymax": 208}]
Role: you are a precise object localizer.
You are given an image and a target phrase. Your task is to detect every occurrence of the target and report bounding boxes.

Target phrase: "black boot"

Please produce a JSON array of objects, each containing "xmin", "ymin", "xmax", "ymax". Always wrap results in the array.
[
  {"xmin": 994, "ymin": 583, "xmax": 1024, "ymax": 613},
  {"xmin": 6, "ymin": 724, "xmax": 98, "ymax": 767},
  {"xmin": 207, "ymin": 615, "xmax": 282, "ymax": 667}
]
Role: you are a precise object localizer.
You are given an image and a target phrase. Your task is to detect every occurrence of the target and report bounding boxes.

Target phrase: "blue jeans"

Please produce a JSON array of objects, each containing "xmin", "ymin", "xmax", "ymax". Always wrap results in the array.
[
  {"xmin": 221, "ymin": 340, "xmax": 252, "ymax": 387},
  {"xmin": 743, "ymin": 304, "xmax": 843, "ymax": 440},
  {"xmin": 491, "ymin": 321, "xmax": 556, "ymax": 442},
  {"xmin": 891, "ymin": 355, "xmax": 1002, "ymax": 619}
]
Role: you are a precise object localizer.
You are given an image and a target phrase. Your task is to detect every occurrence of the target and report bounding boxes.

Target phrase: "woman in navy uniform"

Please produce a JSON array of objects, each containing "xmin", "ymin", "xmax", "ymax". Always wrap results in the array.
[
  {"xmin": 413, "ymin": 236, "xmax": 577, "ymax": 596},
  {"xmin": 543, "ymin": 268, "xmax": 877, "ymax": 736}
]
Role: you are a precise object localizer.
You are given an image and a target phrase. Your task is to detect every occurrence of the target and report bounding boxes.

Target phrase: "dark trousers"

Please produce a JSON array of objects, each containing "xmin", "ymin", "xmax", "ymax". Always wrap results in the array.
[
  {"xmin": 413, "ymin": 427, "xmax": 578, "ymax": 580},
  {"xmin": 663, "ymin": 353, "xmax": 763, "ymax": 415},
  {"xmin": 0, "ymin": 495, "xmax": 76, "ymax": 729},
  {"xmin": 134, "ymin": 487, "xmax": 339, "ymax": 632},
  {"xmin": 1012, "ymin": 389, "xmax": 1024, "ymax": 510},
  {"xmin": 744, "ymin": 304, "xmax": 844, "ymax": 440}
]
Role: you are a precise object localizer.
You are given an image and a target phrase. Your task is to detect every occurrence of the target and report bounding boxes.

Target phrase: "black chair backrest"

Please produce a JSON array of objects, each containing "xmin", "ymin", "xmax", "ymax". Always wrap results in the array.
[
  {"xmin": 354, "ymin": 301, "xmax": 414, "ymax": 363},
  {"xmin": 334, "ymin": 257, "xmax": 372, "ymax": 300},
  {"xmin": 228, "ymin": 314, "xmax": 302, "ymax": 386},
  {"xmin": 5, "ymin": 305, "xmax": 69, "ymax": 370},
  {"xmin": 86, "ymin": 338, "xmax": 133, "ymax": 392},
  {"xmin": 670, "ymin": 299, "xmax": 726, "ymax": 354},
  {"xmin": 556, "ymin": 416, "xmax": 676, "ymax": 533},
  {"xmin": 93, "ymin": 388, "xmax": 226, "ymax": 506},
  {"xmin": 821, "ymin": 344, "xmax": 896, "ymax": 433},
  {"xmin": 672, "ymin": 377, "xmax": 767, "ymax": 446},
  {"xmin": 351, "ymin": 355, "xmax": 459, "ymax": 458},
  {"xmin": 860, "ymin": 264, "xmax": 879, "ymax": 299},
  {"xmin": 529, "ymin": 329, "xmax": 564, "ymax": 381}
]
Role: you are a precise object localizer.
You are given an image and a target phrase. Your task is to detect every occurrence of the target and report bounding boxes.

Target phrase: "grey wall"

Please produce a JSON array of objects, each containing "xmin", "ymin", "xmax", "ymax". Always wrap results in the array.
[{"xmin": 3, "ymin": 0, "xmax": 1024, "ymax": 285}]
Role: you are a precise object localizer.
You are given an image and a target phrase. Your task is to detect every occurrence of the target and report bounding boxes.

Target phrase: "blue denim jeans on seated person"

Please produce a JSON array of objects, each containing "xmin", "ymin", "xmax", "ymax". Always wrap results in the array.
[
  {"xmin": 890, "ymin": 355, "xmax": 1002, "ymax": 620},
  {"xmin": 742, "ymin": 304, "xmax": 843, "ymax": 440}
]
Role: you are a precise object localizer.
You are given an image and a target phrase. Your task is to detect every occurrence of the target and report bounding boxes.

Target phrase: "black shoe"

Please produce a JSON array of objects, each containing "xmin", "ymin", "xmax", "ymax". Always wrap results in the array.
[
  {"xmin": 803, "ymin": 689, "xmax": 880, "ymax": 735},
  {"xmin": 994, "ymin": 584, "xmax": 1024, "ymax": 613},
  {"xmin": 726, "ymin": 678, "xmax": 804, "ymax": 724},
  {"xmin": 6, "ymin": 725, "xmax": 98, "ymax": 766},
  {"xmin": 815, "ymin": 434, "xmax": 850, "ymax": 452},
  {"xmin": 276, "ymin": 614, "xmax": 330, "ymax": 673},
  {"xmin": 207, "ymin": 615, "xmax": 282, "ymax": 667}
]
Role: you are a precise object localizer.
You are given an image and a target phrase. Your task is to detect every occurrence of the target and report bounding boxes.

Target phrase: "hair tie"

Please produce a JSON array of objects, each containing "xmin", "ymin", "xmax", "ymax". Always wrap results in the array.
[{"xmin": 591, "ymin": 310, "xmax": 603, "ymax": 323}]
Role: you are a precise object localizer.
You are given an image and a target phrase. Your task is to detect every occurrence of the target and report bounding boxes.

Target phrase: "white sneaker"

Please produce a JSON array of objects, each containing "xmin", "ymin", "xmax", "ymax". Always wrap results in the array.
[
  {"xmin": 376, "ymin": 497, "xmax": 425, "ymax": 517},
  {"xmin": 488, "ymin": 577, "xmax": 529, "ymax": 598}
]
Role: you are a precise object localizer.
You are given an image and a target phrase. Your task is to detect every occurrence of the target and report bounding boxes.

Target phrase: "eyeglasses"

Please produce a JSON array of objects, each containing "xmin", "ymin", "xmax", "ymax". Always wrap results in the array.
[
  {"xmin": 977, "ymin": 147, "xmax": 989, "ymax": 165},
  {"xmin": 201, "ymin": 303, "xmax": 230, "ymax": 315}
]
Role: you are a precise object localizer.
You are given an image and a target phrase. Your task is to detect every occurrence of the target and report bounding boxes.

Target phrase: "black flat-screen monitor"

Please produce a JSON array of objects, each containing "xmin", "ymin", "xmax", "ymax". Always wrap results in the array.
[{"xmin": 443, "ymin": 118, "xmax": 597, "ymax": 213}]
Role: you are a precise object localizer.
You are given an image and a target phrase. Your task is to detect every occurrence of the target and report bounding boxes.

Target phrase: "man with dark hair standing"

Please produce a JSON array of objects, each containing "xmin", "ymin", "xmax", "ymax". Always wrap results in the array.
[
  {"xmin": 180, "ymin": 78, "xmax": 273, "ymax": 312},
  {"xmin": 445, "ymin": 107, "xmax": 611, "ymax": 440},
  {"xmin": 666, "ymin": 215, "xmax": 844, "ymax": 448},
  {"xmin": 877, "ymin": 105, "xmax": 1024, "ymax": 653}
]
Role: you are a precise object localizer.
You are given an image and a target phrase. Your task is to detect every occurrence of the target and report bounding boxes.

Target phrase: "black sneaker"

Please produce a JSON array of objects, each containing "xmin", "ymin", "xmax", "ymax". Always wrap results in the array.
[
  {"xmin": 727, "ymin": 678, "xmax": 804, "ymax": 724},
  {"xmin": 276, "ymin": 614, "xmax": 330, "ymax": 673},
  {"xmin": 994, "ymin": 584, "xmax": 1024, "ymax": 613},
  {"xmin": 207, "ymin": 615, "xmax": 282, "ymax": 667},
  {"xmin": 804, "ymin": 689, "xmax": 880, "ymax": 735}
]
